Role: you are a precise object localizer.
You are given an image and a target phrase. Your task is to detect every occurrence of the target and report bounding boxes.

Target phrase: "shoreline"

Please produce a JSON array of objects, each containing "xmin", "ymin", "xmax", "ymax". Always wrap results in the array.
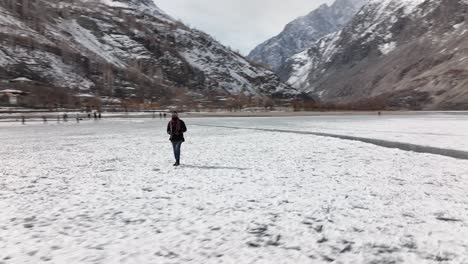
[
  {"xmin": 183, "ymin": 110, "xmax": 468, "ymax": 118},
  {"xmin": 1, "ymin": 110, "xmax": 467, "ymax": 123}
]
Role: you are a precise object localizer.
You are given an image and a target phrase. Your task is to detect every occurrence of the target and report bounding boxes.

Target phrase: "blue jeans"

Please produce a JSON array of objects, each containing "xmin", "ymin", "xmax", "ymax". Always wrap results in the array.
[{"xmin": 171, "ymin": 141, "xmax": 183, "ymax": 163}]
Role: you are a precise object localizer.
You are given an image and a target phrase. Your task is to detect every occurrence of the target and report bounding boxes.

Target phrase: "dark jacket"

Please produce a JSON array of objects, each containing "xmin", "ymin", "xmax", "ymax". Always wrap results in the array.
[{"xmin": 167, "ymin": 119, "xmax": 187, "ymax": 142}]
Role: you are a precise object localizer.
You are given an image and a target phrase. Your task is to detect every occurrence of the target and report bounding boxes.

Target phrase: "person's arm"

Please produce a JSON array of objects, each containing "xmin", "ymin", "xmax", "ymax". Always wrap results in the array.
[
  {"xmin": 182, "ymin": 121, "xmax": 187, "ymax": 133},
  {"xmin": 167, "ymin": 122, "xmax": 171, "ymax": 135}
]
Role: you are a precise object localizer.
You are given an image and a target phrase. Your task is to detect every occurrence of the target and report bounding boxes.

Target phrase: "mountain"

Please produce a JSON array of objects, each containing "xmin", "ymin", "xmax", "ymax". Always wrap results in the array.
[
  {"xmin": 247, "ymin": 0, "xmax": 366, "ymax": 72},
  {"xmin": 0, "ymin": 0, "xmax": 296, "ymax": 107},
  {"xmin": 282, "ymin": 0, "xmax": 468, "ymax": 110}
]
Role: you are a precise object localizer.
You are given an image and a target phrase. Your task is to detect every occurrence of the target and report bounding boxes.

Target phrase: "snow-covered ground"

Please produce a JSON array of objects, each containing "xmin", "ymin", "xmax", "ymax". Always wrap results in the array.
[{"xmin": 1, "ymin": 116, "xmax": 468, "ymax": 263}]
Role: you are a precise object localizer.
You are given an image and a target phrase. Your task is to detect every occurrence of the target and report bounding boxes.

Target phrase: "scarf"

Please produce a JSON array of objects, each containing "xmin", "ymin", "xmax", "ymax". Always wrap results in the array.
[{"xmin": 169, "ymin": 117, "xmax": 182, "ymax": 135}]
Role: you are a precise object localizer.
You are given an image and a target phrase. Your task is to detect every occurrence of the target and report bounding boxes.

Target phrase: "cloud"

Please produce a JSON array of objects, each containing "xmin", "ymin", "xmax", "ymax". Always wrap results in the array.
[{"xmin": 154, "ymin": 0, "xmax": 332, "ymax": 55}]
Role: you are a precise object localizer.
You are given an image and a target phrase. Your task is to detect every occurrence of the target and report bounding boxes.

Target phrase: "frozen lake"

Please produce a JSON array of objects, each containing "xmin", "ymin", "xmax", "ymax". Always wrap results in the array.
[
  {"xmin": 1, "ymin": 114, "xmax": 468, "ymax": 263},
  {"xmin": 192, "ymin": 112, "xmax": 468, "ymax": 153}
]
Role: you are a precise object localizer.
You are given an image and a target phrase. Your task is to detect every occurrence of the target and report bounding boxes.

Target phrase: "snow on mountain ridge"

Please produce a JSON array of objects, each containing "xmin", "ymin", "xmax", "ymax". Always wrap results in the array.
[
  {"xmin": 368, "ymin": 0, "xmax": 426, "ymax": 16},
  {"xmin": 351, "ymin": 0, "xmax": 434, "ymax": 44},
  {"xmin": 247, "ymin": 0, "xmax": 366, "ymax": 72},
  {"xmin": 285, "ymin": 31, "xmax": 342, "ymax": 92},
  {"xmin": 99, "ymin": 0, "xmax": 173, "ymax": 21}
]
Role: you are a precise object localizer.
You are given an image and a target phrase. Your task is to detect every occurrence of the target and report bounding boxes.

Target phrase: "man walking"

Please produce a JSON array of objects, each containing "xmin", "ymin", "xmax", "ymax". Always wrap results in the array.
[{"xmin": 167, "ymin": 112, "xmax": 187, "ymax": 166}]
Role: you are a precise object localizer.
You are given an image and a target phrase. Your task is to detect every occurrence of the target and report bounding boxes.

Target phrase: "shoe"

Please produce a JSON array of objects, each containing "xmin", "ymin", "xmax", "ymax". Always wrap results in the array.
[{"xmin": 173, "ymin": 162, "xmax": 180, "ymax": 166}]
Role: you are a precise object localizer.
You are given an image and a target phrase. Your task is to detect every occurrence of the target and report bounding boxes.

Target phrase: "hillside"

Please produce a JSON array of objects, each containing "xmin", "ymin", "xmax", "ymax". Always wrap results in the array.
[
  {"xmin": 282, "ymin": 0, "xmax": 468, "ymax": 110},
  {"xmin": 0, "ymin": 0, "xmax": 296, "ymax": 108}
]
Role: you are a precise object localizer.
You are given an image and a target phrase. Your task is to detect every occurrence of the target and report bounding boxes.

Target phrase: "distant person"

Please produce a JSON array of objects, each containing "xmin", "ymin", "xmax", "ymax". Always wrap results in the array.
[
  {"xmin": 163, "ymin": 112, "xmax": 167, "ymax": 118},
  {"xmin": 94, "ymin": 112, "xmax": 98, "ymax": 119},
  {"xmin": 88, "ymin": 113, "xmax": 91, "ymax": 119},
  {"xmin": 76, "ymin": 114, "xmax": 80, "ymax": 123},
  {"xmin": 159, "ymin": 112, "xmax": 162, "ymax": 119},
  {"xmin": 98, "ymin": 112, "xmax": 102, "ymax": 119},
  {"xmin": 42, "ymin": 116, "xmax": 47, "ymax": 123},
  {"xmin": 63, "ymin": 113, "xmax": 68, "ymax": 122},
  {"xmin": 167, "ymin": 112, "xmax": 187, "ymax": 166},
  {"xmin": 21, "ymin": 116, "xmax": 25, "ymax": 125}
]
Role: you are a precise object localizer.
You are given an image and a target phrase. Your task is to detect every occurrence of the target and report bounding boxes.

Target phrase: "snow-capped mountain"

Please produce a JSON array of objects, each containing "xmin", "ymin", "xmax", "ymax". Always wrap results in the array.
[
  {"xmin": 0, "ymin": 0, "xmax": 296, "ymax": 103},
  {"xmin": 283, "ymin": 0, "xmax": 468, "ymax": 109},
  {"xmin": 247, "ymin": 0, "xmax": 366, "ymax": 72}
]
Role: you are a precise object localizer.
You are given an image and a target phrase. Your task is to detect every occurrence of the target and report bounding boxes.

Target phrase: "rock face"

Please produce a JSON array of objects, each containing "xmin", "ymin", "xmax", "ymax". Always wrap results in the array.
[
  {"xmin": 283, "ymin": 0, "xmax": 468, "ymax": 110},
  {"xmin": 0, "ymin": 0, "xmax": 296, "ymax": 103},
  {"xmin": 247, "ymin": 0, "xmax": 366, "ymax": 72}
]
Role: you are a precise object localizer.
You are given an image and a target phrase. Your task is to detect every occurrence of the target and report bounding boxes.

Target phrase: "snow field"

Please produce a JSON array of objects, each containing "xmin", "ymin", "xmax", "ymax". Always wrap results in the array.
[{"xmin": 1, "ymin": 118, "xmax": 468, "ymax": 263}]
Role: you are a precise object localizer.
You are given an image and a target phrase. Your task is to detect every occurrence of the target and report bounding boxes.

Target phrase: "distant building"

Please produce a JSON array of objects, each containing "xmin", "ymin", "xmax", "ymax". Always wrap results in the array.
[{"xmin": 0, "ymin": 89, "xmax": 29, "ymax": 105}]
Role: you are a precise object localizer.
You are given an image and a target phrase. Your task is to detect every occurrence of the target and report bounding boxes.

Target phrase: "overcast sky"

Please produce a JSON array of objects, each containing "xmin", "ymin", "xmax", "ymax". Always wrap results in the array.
[{"xmin": 154, "ymin": 0, "xmax": 332, "ymax": 55}]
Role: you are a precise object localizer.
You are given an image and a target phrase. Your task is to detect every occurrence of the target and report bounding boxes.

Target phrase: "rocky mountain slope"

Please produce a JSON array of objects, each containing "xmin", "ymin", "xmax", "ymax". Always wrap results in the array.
[
  {"xmin": 247, "ymin": 0, "xmax": 366, "ymax": 72},
  {"xmin": 282, "ymin": 0, "xmax": 468, "ymax": 110},
  {"xmin": 0, "ymin": 0, "xmax": 296, "ymax": 106}
]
